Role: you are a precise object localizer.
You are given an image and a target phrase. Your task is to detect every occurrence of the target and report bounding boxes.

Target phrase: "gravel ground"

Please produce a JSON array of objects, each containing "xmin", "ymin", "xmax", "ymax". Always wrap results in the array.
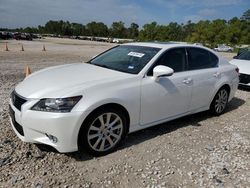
[{"xmin": 0, "ymin": 39, "xmax": 249, "ymax": 188}]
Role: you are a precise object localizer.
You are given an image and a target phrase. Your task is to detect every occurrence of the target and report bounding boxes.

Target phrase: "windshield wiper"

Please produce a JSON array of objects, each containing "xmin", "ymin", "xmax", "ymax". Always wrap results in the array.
[
  {"xmin": 91, "ymin": 63, "xmax": 110, "ymax": 69},
  {"xmin": 91, "ymin": 63, "xmax": 130, "ymax": 74}
]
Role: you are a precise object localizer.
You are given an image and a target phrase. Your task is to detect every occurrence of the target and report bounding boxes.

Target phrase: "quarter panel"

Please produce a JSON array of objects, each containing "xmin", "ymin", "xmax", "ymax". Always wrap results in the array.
[{"xmin": 187, "ymin": 67, "xmax": 219, "ymax": 111}]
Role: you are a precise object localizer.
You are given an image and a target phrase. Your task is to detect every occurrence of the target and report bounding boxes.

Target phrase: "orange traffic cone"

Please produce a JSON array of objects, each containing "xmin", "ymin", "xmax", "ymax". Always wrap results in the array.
[
  {"xmin": 5, "ymin": 42, "xmax": 9, "ymax": 51},
  {"xmin": 42, "ymin": 44, "xmax": 46, "ymax": 51},
  {"xmin": 25, "ymin": 66, "xmax": 31, "ymax": 77},
  {"xmin": 21, "ymin": 44, "xmax": 24, "ymax": 51}
]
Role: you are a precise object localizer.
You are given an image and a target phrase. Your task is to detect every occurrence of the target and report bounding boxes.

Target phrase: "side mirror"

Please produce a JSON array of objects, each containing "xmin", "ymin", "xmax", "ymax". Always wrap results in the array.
[
  {"xmin": 233, "ymin": 56, "xmax": 238, "ymax": 59},
  {"xmin": 153, "ymin": 65, "xmax": 174, "ymax": 79}
]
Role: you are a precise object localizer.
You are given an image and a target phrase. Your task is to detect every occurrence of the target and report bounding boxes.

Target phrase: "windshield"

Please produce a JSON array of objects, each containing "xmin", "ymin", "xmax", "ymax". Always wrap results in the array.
[
  {"xmin": 236, "ymin": 50, "xmax": 250, "ymax": 61},
  {"xmin": 90, "ymin": 45, "xmax": 161, "ymax": 74}
]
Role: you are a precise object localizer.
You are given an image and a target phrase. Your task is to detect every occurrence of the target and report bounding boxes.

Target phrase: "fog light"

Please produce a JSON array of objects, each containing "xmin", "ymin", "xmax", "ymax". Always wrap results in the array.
[{"xmin": 45, "ymin": 134, "xmax": 58, "ymax": 143}]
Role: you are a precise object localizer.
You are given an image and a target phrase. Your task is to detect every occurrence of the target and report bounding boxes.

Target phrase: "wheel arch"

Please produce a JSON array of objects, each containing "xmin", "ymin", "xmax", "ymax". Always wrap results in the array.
[
  {"xmin": 77, "ymin": 103, "xmax": 130, "ymax": 149},
  {"xmin": 210, "ymin": 83, "xmax": 231, "ymax": 106}
]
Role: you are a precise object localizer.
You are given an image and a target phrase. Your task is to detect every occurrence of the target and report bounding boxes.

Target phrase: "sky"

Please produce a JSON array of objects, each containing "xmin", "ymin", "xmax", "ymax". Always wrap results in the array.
[{"xmin": 0, "ymin": 0, "xmax": 249, "ymax": 28}]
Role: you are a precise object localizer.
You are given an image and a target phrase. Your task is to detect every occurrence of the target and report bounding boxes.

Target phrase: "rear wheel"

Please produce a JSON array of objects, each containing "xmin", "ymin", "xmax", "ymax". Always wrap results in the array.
[
  {"xmin": 210, "ymin": 87, "xmax": 229, "ymax": 115},
  {"xmin": 79, "ymin": 108, "xmax": 127, "ymax": 156}
]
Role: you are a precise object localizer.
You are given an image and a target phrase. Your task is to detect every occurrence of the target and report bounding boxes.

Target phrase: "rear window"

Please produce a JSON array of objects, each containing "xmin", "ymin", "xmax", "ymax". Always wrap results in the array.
[{"xmin": 187, "ymin": 48, "xmax": 218, "ymax": 70}]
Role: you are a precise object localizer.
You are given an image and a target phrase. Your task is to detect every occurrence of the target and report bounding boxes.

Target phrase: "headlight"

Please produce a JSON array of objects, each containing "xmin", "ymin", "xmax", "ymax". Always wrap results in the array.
[{"xmin": 31, "ymin": 96, "xmax": 82, "ymax": 113}]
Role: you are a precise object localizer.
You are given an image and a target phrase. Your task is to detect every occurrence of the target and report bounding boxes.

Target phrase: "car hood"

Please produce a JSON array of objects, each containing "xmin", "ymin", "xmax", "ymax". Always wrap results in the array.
[
  {"xmin": 230, "ymin": 59, "xmax": 250, "ymax": 75},
  {"xmin": 15, "ymin": 63, "xmax": 131, "ymax": 98}
]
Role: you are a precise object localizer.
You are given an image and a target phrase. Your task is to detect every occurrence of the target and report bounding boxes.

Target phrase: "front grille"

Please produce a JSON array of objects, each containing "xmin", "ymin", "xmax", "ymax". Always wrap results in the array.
[
  {"xmin": 239, "ymin": 73, "xmax": 250, "ymax": 84},
  {"xmin": 11, "ymin": 91, "xmax": 27, "ymax": 111},
  {"xmin": 9, "ymin": 105, "xmax": 24, "ymax": 136}
]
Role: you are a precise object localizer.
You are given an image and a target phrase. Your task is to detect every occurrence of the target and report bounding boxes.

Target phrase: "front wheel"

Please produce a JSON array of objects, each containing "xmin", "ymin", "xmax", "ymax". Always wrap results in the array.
[
  {"xmin": 79, "ymin": 108, "xmax": 127, "ymax": 156},
  {"xmin": 210, "ymin": 88, "xmax": 229, "ymax": 116}
]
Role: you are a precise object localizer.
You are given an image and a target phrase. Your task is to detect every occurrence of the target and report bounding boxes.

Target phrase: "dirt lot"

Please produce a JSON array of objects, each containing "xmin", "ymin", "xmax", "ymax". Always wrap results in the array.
[{"xmin": 0, "ymin": 38, "xmax": 249, "ymax": 188}]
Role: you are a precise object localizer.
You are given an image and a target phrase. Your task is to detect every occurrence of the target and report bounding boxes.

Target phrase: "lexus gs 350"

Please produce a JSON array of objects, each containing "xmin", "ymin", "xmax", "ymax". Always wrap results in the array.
[{"xmin": 9, "ymin": 43, "xmax": 239, "ymax": 156}]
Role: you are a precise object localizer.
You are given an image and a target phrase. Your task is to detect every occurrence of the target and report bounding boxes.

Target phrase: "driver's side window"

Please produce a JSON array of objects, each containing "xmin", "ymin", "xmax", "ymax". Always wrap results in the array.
[{"xmin": 148, "ymin": 48, "xmax": 187, "ymax": 76}]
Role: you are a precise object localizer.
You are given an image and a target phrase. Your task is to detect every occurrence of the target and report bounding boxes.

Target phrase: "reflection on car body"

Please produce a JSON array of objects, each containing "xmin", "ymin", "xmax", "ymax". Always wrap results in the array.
[{"xmin": 9, "ymin": 42, "xmax": 239, "ymax": 156}]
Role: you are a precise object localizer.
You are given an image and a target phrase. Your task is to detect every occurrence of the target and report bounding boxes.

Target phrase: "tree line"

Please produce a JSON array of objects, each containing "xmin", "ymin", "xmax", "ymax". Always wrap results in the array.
[{"xmin": 1, "ymin": 9, "xmax": 249, "ymax": 47}]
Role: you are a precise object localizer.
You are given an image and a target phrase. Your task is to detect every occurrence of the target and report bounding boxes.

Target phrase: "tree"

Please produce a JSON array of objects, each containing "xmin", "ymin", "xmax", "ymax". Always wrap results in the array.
[
  {"xmin": 241, "ymin": 9, "xmax": 250, "ymax": 21},
  {"xmin": 183, "ymin": 20, "xmax": 196, "ymax": 42},
  {"xmin": 227, "ymin": 17, "xmax": 242, "ymax": 44},
  {"xmin": 86, "ymin": 22, "xmax": 108, "ymax": 37},
  {"xmin": 166, "ymin": 22, "xmax": 183, "ymax": 41},
  {"xmin": 139, "ymin": 22, "xmax": 160, "ymax": 41},
  {"xmin": 23, "ymin": 27, "xmax": 38, "ymax": 33},
  {"xmin": 110, "ymin": 21, "xmax": 127, "ymax": 38},
  {"xmin": 127, "ymin": 23, "xmax": 139, "ymax": 39},
  {"xmin": 2, "ymin": 9, "xmax": 250, "ymax": 45},
  {"xmin": 71, "ymin": 23, "xmax": 85, "ymax": 36},
  {"xmin": 38, "ymin": 25, "xmax": 45, "ymax": 33}
]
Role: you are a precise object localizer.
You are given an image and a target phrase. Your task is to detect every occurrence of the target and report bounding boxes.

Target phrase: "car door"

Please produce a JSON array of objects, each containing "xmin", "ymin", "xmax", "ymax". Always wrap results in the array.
[
  {"xmin": 140, "ymin": 48, "xmax": 192, "ymax": 125},
  {"xmin": 185, "ymin": 47, "xmax": 220, "ymax": 111}
]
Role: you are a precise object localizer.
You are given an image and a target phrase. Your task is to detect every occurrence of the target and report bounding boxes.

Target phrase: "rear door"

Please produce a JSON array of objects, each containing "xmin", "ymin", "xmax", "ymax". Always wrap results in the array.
[{"xmin": 186, "ymin": 47, "xmax": 220, "ymax": 111}]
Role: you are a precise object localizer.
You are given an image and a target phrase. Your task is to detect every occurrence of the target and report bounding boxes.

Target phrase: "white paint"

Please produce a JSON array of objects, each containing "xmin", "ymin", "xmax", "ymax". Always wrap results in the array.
[{"xmin": 10, "ymin": 42, "xmax": 239, "ymax": 153}]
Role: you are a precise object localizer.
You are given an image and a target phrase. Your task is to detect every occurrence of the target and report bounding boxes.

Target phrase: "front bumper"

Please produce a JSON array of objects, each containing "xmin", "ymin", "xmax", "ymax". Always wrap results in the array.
[
  {"xmin": 239, "ymin": 83, "xmax": 250, "ymax": 88},
  {"xmin": 239, "ymin": 73, "xmax": 250, "ymax": 88},
  {"xmin": 9, "ymin": 97, "xmax": 89, "ymax": 153}
]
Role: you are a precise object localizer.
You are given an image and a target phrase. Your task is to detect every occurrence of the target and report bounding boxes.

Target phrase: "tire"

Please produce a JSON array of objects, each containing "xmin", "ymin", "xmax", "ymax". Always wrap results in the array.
[
  {"xmin": 78, "ymin": 108, "xmax": 128, "ymax": 156},
  {"xmin": 210, "ymin": 87, "xmax": 229, "ymax": 116}
]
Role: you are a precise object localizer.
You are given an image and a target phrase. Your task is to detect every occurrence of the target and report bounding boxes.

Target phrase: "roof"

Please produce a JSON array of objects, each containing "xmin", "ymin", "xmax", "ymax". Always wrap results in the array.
[
  {"xmin": 124, "ymin": 42, "xmax": 199, "ymax": 49},
  {"xmin": 123, "ymin": 42, "xmax": 216, "ymax": 54}
]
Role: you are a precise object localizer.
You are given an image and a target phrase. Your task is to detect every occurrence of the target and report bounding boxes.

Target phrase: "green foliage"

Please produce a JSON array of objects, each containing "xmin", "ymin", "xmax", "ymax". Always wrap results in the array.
[
  {"xmin": 86, "ymin": 22, "xmax": 108, "ymax": 37},
  {"xmin": 1, "ymin": 9, "xmax": 249, "ymax": 45},
  {"xmin": 127, "ymin": 23, "xmax": 139, "ymax": 39},
  {"xmin": 139, "ymin": 22, "xmax": 159, "ymax": 41},
  {"xmin": 139, "ymin": 16, "xmax": 249, "ymax": 45},
  {"xmin": 109, "ymin": 21, "xmax": 126, "ymax": 38},
  {"xmin": 241, "ymin": 9, "xmax": 250, "ymax": 21}
]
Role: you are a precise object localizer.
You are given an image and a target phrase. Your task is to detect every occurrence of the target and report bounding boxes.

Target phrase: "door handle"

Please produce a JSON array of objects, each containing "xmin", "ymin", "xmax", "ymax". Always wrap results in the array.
[
  {"xmin": 183, "ymin": 78, "xmax": 192, "ymax": 84},
  {"xmin": 213, "ymin": 72, "xmax": 221, "ymax": 78}
]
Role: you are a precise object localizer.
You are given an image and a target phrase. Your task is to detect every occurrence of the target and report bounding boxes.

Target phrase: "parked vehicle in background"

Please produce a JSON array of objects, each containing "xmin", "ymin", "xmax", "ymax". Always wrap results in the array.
[
  {"xmin": 9, "ymin": 42, "xmax": 239, "ymax": 156},
  {"xmin": 0, "ymin": 31, "xmax": 13, "ymax": 40},
  {"xmin": 230, "ymin": 49, "xmax": 250, "ymax": 88},
  {"xmin": 214, "ymin": 44, "xmax": 233, "ymax": 52},
  {"xmin": 112, "ymin": 38, "xmax": 120, "ymax": 43},
  {"xmin": 193, "ymin": 43, "xmax": 203, "ymax": 46},
  {"xmin": 14, "ymin": 32, "xmax": 32, "ymax": 41},
  {"xmin": 31, "ymin": 33, "xmax": 42, "ymax": 39}
]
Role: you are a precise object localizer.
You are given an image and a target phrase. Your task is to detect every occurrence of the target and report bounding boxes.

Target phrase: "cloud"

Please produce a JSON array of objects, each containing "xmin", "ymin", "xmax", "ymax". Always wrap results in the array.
[
  {"xmin": 184, "ymin": 15, "xmax": 203, "ymax": 23},
  {"xmin": 151, "ymin": 0, "xmax": 243, "ymax": 8},
  {"xmin": 174, "ymin": 0, "xmax": 241, "ymax": 6},
  {"xmin": 0, "ymin": 0, "xmax": 156, "ymax": 28},
  {"xmin": 183, "ymin": 8, "xmax": 218, "ymax": 23},
  {"xmin": 198, "ymin": 9, "xmax": 218, "ymax": 17},
  {"xmin": 0, "ymin": 0, "xmax": 248, "ymax": 28},
  {"xmin": 147, "ymin": 0, "xmax": 244, "ymax": 23}
]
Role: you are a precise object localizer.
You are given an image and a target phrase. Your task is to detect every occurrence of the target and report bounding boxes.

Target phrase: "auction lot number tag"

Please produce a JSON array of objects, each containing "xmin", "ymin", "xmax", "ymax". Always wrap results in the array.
[{"xmin": 128, "ymin": 52, "xmax": 145, "ymax": 58}]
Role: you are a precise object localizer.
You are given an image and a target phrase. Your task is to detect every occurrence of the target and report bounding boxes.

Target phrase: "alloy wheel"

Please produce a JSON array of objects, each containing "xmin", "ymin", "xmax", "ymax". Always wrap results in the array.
[
  {"xmin": 214, "ymin": 89, "xmax": 228, "ymax": 114},
  {"xmin": 87, "ymin": 112, "xmax": 123, "ymax": 152}
]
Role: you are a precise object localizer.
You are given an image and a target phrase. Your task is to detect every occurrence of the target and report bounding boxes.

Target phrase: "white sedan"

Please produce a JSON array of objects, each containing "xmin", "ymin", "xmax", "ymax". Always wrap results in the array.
[
  {"xmin": 214, "ymin": 45, "xmax": 233, "ymax": 52},
  {"xmin": 230, "ymin": 49, "xmax": 250, "ymax": 88},
  {"xmin": 9, "ymin": 43, "xmax": 239, "ymax": 156}
]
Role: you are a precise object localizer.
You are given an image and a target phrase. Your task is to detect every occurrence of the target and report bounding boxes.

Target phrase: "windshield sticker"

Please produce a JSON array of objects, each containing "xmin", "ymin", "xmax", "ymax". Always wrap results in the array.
[
  {"xmin": 128, "ymin": 52, "xmax": 145, "ymax": 58},
  {"xmin": 128, "ymin": 65, "xmax": 134, "ymax": 69}
]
